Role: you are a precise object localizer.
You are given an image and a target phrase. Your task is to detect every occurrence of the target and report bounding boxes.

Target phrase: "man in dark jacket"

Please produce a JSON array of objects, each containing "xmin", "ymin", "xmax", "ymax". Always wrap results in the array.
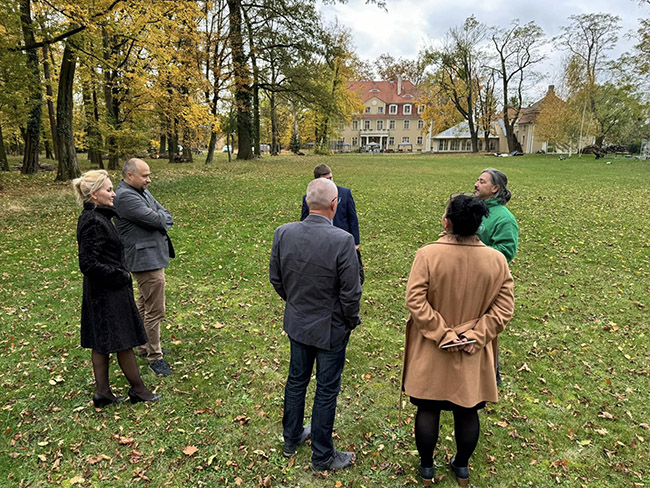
[
  {"xmin": 301, "ymin": 164, "xmax": 364, "ymax": 284},
  {"xmin": 271, "ymin": 178, "xmax": 362, "ymax": 472},
  {"xmin": 113, "ymin": 158, "xmax": 174, "ymax": 377}
]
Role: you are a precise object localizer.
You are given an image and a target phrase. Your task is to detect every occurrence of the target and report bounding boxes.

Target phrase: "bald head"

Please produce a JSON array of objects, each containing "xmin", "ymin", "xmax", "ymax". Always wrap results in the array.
[
  {"xmin": 123, "ymin": 158, "xmax": 151, "ymax": 191},
  {"xmin": 306, "ymin": 178, "xmax": 338, "ymax": 214}
]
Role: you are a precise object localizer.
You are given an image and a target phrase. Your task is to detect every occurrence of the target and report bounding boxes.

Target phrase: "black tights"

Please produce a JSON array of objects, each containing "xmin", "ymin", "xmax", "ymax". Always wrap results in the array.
[
  {"xmin": 414, "ymin": 406, "xmax": 480, "ymax": 468},
  {"xmin": 92, "ymin": 349, "xmax": 153, "ymax": 400}
]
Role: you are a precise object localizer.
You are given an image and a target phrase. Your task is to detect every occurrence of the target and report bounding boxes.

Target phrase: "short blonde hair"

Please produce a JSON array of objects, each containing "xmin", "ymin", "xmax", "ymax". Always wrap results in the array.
[{"xmin": 72, "ymin": 170, "xmax": 109, "ymax": 205}]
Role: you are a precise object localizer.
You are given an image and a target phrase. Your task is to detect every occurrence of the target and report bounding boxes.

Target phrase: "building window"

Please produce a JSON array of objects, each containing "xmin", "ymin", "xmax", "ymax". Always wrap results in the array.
[
  {"xmin": 377, "ymin": 120, "xmax": 383, "ymax": 130},
  {"xmin": 377, "ymin": 106, "xmax": 384, "ymax": 114},
  {"xmin": 417, "ymin": 136, "xmax": 423, "ymax": 145},
  {"xmin": 402, "ymin": 136, "xmax": 410, "ymax": 143},
  {"xmin": 417, "ymin": 119, "xmax": 424, "ymax": 129},
  {"xmin": 389, "ymin": 120, "xmax": 395, "ymax": 130},
  {"xmin": 364, "ymin": 120, "xmax": 371, "ymax": 130},
  {"xmin": 389, "ymin": 104, "xmax": 397, "ymax": 114},
  {"xmin": 352, "ymin": 137, "xmax": 358, "ymax": 146},
  {"xmin": 489, "ymin": 140, "xmax": 496, "ymax": 151},
  {"xmin": 403, "ymin": 120, "xmax": 410, "ymax": 130},
  {"xmin": 339, "ymin": 122, "xmax": 344, "ymax": 130},
  {"xmin": 388, "ymin": 136, "xmax": 395, "ymax": 145},
  {"xmin": 418, "ymin": 104, "xmax": 425, "ymax": 114},
  {"xmin": 352, "ymin": 120, "xmax": 358, "ymax": 130},
  {"xmin": 439, "ymin": 140, "xmax": 445, "ymax": 150},
  {"xmin": 365, "ymin": 106, "xmax": 371, "ymax": 113},
  {"xmin": 404, "ymin": 104, "xmax": 412, "ymax": 115},
  {"xmin": 450, "ymin": 140, "xmax": 459, "ymax": 150}
]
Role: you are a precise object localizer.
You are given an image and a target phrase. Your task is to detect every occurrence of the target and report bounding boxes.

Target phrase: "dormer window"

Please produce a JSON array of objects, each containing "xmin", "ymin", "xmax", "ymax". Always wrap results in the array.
[
  {"xmin": 404, "ymin": 104, "xmax": 412, "ymax": 115},
  {"xmin": 365, "ymin": 106, "xmax": 371, "ymax": 113},
  {"xmin": 370, "ymin": 88, "xmax": 380, "ymax": 92},
  {"xmin": 404, "ymin": 94, "xmax": 414, "ymax": 98},
  {"xmin": 389, "ymin": 104, "xmax": 397, "ymax": 115},
  {"xmin": 418, "ymin": 104, "xmax": 425, "ymax": 114}
]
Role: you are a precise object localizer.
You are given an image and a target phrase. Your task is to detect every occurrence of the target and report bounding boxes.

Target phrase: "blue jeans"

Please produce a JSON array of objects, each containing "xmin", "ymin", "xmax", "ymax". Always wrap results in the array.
[{"xmin": 283, "ymin": 335, "xmax": 349, "ymax": 465}]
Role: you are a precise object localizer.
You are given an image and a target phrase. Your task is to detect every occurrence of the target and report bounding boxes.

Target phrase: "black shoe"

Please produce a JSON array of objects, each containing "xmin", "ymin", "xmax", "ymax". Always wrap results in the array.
[
  {"xmin": 420, "ymin": 464, "xmax": 434, "ymax": 484},
  {"xmin": 128, "ymin": 388, "xmax": 162, "ymax": 404},
  {"xmin": 149, "ymin": 359, "xmax": 172, "ymax": 376},
  {"xmin": 92, "ymin": 393, "xmax": 126, "ymax": 409},
  {"xmin": 283, "ymin": 424, "xmax": 311, "ymax": 457},
  {"xmin": 450, "ymin": 457, "xmax": 470, "ymax": 487},
  {"xmin": 311, "ymin": 450, "xmax": 356, "ymax": 472}
]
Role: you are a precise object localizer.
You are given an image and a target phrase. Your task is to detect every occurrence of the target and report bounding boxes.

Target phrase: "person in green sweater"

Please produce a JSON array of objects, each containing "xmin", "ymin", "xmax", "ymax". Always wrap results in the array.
[
  {"xmin": 474, "ymin": 168, "xmax": 518, "ymax": 385},
  {"xmin": 474, "ymin": 168, "xmax": 518, "ymax": 263}
]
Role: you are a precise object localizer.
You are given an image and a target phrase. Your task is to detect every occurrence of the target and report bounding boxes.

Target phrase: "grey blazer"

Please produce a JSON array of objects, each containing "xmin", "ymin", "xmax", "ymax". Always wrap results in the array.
[
  {"xmin": 270, "ymin": 214, "xmax": 362, "ymax": 350},
  {"xmin": 113, "ymin": 180, "xmax": 174, "ymax": 273}
]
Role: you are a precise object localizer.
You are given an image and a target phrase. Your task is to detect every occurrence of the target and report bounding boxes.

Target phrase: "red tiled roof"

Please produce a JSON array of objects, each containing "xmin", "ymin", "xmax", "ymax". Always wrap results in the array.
[{"xmin": 348, "ymin": 80, "xmax": 420, "ymax": 104}]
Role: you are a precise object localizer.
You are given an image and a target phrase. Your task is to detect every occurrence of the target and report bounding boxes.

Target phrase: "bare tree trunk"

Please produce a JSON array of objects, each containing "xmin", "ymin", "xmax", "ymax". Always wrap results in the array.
[
  {"xmin": 159, "ymin": 134, "xmax": 166, "ymax": 155},
  {"xmin": 55, "ymin": 43, "xmax": 81, "ymax": 181},
  {"xmin": 205, "ymin": 130, "xmax": 217, "ymax": 164},
  {"xmin": 227, "ymin": 0, "xmax": 254, "ymax": 160},
  {"xmin": 182, "ymin": 141, "xmax": 193, "ymax": 162},
  {"xmin": 44, "ymin": 137, "xmax": 53, "ymax": 159},
  {"xmin": 102, "ymin": 27, "xmax": 120, "ymax": 170},
  {"xmin": 270, "ymin": 91, "xmax": 280, "ymax": 155},
  {"xmin": 19, "ymin": 0, "xmax": 41, "ymax": 174},
  {"xmin": 42, "ymin": 45, "xmax": 59, "ymax": 161},
  {"xmin": 0, "ymin": 124, "xmax": 8, "ymax": 171}
]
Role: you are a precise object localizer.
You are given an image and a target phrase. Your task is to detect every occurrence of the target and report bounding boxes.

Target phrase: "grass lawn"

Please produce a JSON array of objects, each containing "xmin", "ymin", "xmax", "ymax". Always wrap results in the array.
[{"xmin": 0, "ymin": 152, "xmax": 648, "ymax": 487}]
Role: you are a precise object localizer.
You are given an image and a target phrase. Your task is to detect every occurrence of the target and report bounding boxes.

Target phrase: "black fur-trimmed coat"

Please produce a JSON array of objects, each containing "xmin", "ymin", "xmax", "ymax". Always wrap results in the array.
[{"xmin": 77, "ymin": 202, "xmax": 146, "ymax": 353}]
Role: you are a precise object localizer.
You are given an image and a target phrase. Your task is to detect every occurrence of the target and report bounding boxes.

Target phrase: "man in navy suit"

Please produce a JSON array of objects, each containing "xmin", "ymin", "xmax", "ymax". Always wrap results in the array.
[
  {"xmin": 272, "ymin": 177, "xmax": 362, "ymax": 472},
  {"xmin": 301, "ymin": 164, "xmax": 364, "ymax": 284}
]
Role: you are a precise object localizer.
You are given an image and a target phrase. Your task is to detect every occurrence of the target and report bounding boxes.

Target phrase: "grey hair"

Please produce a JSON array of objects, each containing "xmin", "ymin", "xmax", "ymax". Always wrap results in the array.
[
  {"xmin": 306, "ymin": 178, "xmax": 337, "ymax": 210},
  {"xmin": 122, "ymin": 158, "xmax": 143, "ymax": 178},
  {"xmin": 482, "ymin": 168, "xmax": 511, "ymax": 204}
]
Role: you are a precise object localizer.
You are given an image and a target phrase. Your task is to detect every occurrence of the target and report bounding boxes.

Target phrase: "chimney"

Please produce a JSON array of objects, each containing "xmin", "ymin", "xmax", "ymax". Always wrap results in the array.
[
  {"xmin": 547, "ymin": 85, "xmax": 555, "ymax": 95},
  {"xmin": 397, "ymin": 75, "xmax": 402, "ymax": 96}
]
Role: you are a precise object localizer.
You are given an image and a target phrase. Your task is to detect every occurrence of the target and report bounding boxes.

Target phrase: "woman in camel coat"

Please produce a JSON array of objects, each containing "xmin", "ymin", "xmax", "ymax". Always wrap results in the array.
[{"xmin": 402, "ymin": 194, "xmax": 514, "ymax": 486}]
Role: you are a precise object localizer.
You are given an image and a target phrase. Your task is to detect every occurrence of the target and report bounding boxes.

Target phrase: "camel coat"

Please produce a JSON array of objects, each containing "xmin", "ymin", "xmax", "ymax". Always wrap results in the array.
[{"xmin": 402, "ymin": 235, "xmax": 514, "ymax": 408}]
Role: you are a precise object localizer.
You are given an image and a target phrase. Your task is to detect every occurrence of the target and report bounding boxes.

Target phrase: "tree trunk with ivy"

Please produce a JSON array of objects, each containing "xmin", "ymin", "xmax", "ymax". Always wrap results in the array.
[
  {"xmin": 19, "ymin": 0, "xmax": 41, "ymax": 174},
  {"xmin": 55, "ymin": 43, "xmax": 81, "ymax": 181}
]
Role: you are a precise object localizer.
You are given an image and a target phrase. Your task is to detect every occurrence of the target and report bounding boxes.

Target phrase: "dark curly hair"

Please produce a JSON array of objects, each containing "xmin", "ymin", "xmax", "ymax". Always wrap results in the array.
[{"xmin": 445, "ymin": 194, "xmax": 490, "ymax": 237}]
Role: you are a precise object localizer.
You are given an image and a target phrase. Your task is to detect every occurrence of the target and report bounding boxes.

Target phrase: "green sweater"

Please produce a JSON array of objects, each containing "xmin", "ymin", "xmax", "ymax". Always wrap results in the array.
[{"xmin": 478, "ymin": 198, "xmax": 519, "ymax": 263}]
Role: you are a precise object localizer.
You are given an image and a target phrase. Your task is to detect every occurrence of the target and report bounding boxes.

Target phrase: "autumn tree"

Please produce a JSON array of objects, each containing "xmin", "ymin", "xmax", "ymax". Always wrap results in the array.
[
  {"xmin": 491, "ymin": 20, "xmax": 545, "ymax": 152},
  {"xmin": 424, "ymin": 16, "xmax": 487, "ymax": 152},
  {"xmin": 373, "ymin": 53, "xmax": 427, "ymax": 85},
  {"xmin": 556, "ymin": 13, "xmax": 621, "ymax": 147}
]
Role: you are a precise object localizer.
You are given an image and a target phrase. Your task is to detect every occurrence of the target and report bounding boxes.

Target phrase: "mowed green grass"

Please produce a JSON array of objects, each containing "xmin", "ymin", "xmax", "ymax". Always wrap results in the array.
[{"xmin": 0, "ymin": 152, "xmax": 648, "ymax": 487}]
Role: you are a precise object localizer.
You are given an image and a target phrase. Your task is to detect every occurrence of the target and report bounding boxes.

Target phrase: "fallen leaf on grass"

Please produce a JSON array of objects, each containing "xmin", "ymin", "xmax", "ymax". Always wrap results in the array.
[
  {"xmin": 183, "ymin": 445, "xmax": 198, "ymax": 456},
  {"xmin": 88, "ymin": 454, "xmax": 111, "ymax": 465},
  {"xmin": 598, "ymin": 411, "xmax": 614, "ymax": 420},
  {"xmin": 115, "ymin": 435, "xmax": 136, "ymax": 445}
]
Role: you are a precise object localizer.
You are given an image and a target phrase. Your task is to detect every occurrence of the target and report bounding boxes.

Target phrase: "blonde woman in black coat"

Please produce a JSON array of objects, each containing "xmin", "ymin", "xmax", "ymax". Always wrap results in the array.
[{"xmin": 73, "ymin": 170, "xmax": 160, "ymax": 407}]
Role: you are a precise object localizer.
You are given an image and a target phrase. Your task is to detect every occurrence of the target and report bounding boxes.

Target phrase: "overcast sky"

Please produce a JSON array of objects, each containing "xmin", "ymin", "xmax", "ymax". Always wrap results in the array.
[{"xmin": 320, "ymin": 0, "xmax": 648, "ymax": 99}]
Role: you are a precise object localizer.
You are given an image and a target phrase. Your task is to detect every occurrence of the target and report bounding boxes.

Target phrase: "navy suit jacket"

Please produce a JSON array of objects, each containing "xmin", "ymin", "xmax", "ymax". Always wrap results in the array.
[
  {"xmin": 301, "ymin": 185, "xmax": 360, "ymax": 245},
  {"xmin": 270, "ymin": 214, "xmax": 362, "ymax": 350}
]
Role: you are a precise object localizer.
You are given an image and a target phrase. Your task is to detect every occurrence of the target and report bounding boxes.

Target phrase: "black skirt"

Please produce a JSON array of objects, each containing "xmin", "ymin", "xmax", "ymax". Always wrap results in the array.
[{"xmin": 409, "ymin": 397, "xmax": 486, "ymax": 411}]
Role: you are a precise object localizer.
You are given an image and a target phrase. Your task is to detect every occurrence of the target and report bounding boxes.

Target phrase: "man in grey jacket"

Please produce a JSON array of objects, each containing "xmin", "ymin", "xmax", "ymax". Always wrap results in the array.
[
  {"xmin": 270, "ymin": 178, "xmax": 362, "ymax": 472},
  {"xmin": 114, "ymin": 158, "xmax": 174, "ymax": 376}
]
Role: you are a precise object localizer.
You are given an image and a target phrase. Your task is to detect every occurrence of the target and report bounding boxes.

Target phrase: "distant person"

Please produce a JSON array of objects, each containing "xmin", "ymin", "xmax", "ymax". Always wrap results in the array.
[
  {"xmin": 72, "ymin": 170, "xmax": 161, "ymax": 407},
  {"xmin": 301, "ymin": 164, "xmax": 364, "ymax": 285},
  {"xmin": 114, "ymin": 159, "xmax": 175, "ymax": 377},
  {"xmin": 272, "ymin": 178, "xmax": 362, "ymax": 472},
  {"xmin": 403, "ymin": 194, "xmax": 514, "ymax": 485},
  {"xmin": 473, "ymin": 168, "xmax": 519, "ymax": 263},
  {"xmin": 474, "ymin": 168, "xmax": 518, "ymax": 385}
]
